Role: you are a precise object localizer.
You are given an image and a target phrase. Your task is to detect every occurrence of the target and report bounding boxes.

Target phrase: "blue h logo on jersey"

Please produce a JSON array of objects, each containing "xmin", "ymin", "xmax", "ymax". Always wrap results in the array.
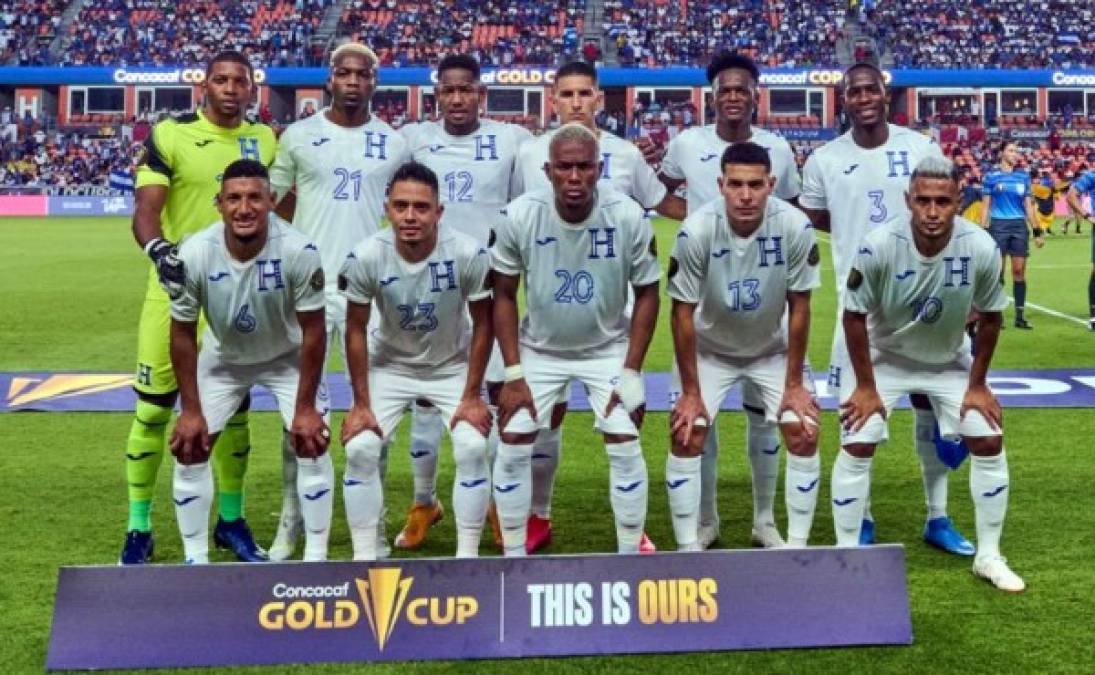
[
  {"xmin": 588, "ymin": 228, "xmax": 617, "ymax": 259},
  {"xmin": 428, "ymin": 260, "xmax": 458, "ymax": 291},
  {"xmin": 943, "ymin": 256, "xmax": 971, "ymax": 287},
  {"xmin": 238, "ymin": 137, "xmax": 260, "ymax": 161},
  {"xmin": 363, "ymin": 131, "xmax": 388, "ymax": 160},
  {"xmin": 757, "ymin": 236, "xmax": 784, "ymax": 267},
  {"xmin": 256, "ymin": 259, "xmax": 285, "ymax": 291},
  {"xmin": 886, "ymin": 150, "xmax": 911, "ymax": 177},
  {"xmin": 600, "ymin": 152, "xmax": 612, "ymax": 179},
  {"xmin": 474, "ymin": 135, "xmax": 498, "ymax": 161}
]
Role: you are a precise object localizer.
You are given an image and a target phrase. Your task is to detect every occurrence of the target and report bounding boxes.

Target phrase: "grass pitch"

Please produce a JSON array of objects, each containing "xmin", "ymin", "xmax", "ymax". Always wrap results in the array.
[{"xmin": 1, "ymin": 216, "xmax": 1093, "ymax": 673}]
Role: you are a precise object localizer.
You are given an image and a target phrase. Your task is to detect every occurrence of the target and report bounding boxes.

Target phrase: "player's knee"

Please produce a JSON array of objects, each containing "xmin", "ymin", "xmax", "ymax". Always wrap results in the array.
[
  {"xmin": 344, "ymin": 430, "xmax": 383, "ymax": 475},
  {"xmin": 451, "ymin": 423, "xmax": 488, "ymax": 470},
  {"xmin": 842, "ymin": 442, "xmax": 876, "ymax": 459},
  {"xmin": 134, "ymin": 396, "xmax": 174, "ymax": 424},
  {"xmin": 550, "ymin": 402, "xmax": 567, "ymax": 428},
  {"xmin": 965, "ymin": 435, "xmax": 1002, "ymax": 457},
  {"xmin": 136, "ymin": 389, "xmax": 178, "ymax": 412},
  {"xmin": 604, "ymin": 432, "xmax": 638, "ymax": 445}
]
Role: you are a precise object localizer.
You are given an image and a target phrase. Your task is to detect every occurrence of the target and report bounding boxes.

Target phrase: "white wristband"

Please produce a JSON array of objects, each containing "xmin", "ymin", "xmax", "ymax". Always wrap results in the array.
[{"xmin": 503, "ymin": 364, "xmax": 524, "ymax": 382}]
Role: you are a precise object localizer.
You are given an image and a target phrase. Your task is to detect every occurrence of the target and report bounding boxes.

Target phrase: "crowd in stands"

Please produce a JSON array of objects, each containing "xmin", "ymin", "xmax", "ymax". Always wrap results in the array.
[
  {"xmin": 1, "ymin": 0, "xmax": 64, "ymax": 65},
  {"xmin": 59, "ymin": 0, "xmax": 332, "ymax": 67},
  {"xmin": 0, "ymin": 124, "xmax": 136, "ymax": 188}
]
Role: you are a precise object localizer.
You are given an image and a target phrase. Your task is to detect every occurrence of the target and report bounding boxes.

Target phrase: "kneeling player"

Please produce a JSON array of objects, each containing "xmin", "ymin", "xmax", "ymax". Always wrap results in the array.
[
  {"xmin": 491, "ymin": 123, "xmax": 660, "ymax": 556},
  {"xmin": 339, "ymin": 162, "xmax": 493, "ymax": 560},
  {"xmin": 168, "ymin": 160, "xmax": 334, "ymax": 563},
  {"xmin": 835, "ymin": 157, "xmax": 1023, "ymax": 592},
  {"xmin": 668, "ymin": 142, "xmax": 821, "ymax": 551}
]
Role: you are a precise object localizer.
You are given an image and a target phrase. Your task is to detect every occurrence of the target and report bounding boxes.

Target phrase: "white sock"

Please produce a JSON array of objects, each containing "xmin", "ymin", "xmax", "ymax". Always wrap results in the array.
[
  {"xmin": 915, "ymin": 407, "xmax": 949, "ymax": 520},
  {"xmin": 486, "ymin": 404, "xmax": 500, "ymax": 470},
  {"xmin": 297, "ymin": 452, "xmax": 334, "ymax": 562},
  {"xmin": 785, "ymin": 453, "xmax": 821, "ymax": 547},
  {"xmin": 174, "ymin": 460, "xmax": 213, "ymax": 564},
  {"xmin": 970, "ymin": 450, "xmax": 1009, "ymax": 560},
  {"xmin": 409, "ymin": 402, "xmax": 443, "ymax": 506},
  {"xmin": 666, "ymin": 454, "xmax": 701, "ymax": 550},
  {"xmin": 451, "ymin": 423, "xmax": 490, "ymax": 558},
  {"xmin": 607, "ymin": 440, "xmax": 648, "ymax": 553},
  {"xmin": 530, "ymin": 427, "xmax": 560, "ymax": 519},
  {"xmin": 698, "ymin": 429, "xmax": 720, "ymax": 527},
  {"xmin": 377, "ymin": 439, "xmax": 389, "ymax": 550},
  {"xmin": 494, "ymin": 440, "xmax": 532, "ymax": 557},
  {"xmin": 831, "ymin": 449, "xmax": 872, "ymax": 547},
  {"xmin": 279, "ymin": 431, "xmax": 300, "ymax": 524},
  {"xmin": 343, "ymin": 431, "xmax": 384, "ymax": 560},
  {"xmin": 746, "ymin": 412, "xmax": 780, "ymax": 527}
]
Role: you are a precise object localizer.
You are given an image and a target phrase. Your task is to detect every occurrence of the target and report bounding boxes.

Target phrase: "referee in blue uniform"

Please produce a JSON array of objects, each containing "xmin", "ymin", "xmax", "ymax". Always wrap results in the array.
[
  {"xmin": 981, "ymin": 141, "xmax": 1041, "ymax": 329},
  {"xmin": 1066, "ymin": 169, "xmax": 1095, "ymax": 331}
]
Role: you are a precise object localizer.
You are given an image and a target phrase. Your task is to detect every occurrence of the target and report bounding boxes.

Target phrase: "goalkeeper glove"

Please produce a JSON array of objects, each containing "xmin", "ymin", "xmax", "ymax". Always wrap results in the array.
[{"xmin": 145, "ymin": 237, "xmax": 186, "ymax": 300}]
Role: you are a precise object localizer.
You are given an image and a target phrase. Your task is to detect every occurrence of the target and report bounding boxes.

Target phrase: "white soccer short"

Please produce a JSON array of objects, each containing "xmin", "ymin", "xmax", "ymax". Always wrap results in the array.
[
  {"xmin": 670, "ymin": 350, "xmax": 816, "ymax": 425},
  {"xmin": 198, "ymin": 348, "xmax": 317, "ymax": 434},
  {"xmin": 839, "ymin": 351, "xmax": 1001, "ymax": 445},
  {"xmin": 366, "ymin": 364, "xmax": 484, "ymax": 439},
  {"xmin": 504, "ymin": 342, "xmax": 638, "ymax": 436}
]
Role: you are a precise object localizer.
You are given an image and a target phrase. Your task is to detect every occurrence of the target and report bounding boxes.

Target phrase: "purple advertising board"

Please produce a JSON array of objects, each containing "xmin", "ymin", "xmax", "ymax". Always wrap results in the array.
[{"xmin": 47, "ymin": 546, "xmax": 911, "ymax": 670}]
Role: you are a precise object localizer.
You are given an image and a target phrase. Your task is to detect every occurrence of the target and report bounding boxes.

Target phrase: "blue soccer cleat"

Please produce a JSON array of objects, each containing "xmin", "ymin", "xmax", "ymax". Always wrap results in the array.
[
  {"xmin": 859, "ymin": 519, "xmax": 876, "ymax": 545},
  {"xmin": 213, "ymin": 518, "xmax": 268, "ymax": 562},
  {"xmin": 923, "ymin": 516, "xmax": 976, "ymax": 556},
  {"xmin": 119, "ymin": 530, "xmax": 154, "ymax": 565}
]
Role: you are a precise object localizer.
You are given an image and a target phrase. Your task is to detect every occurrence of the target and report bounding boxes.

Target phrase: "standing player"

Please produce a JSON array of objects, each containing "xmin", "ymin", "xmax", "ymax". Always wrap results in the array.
[
  {"xmin": 980, "ymin": 141, "xmax": 1040, "ymax": 329},
  {"xmin": 836, "ymin": 157, "xmax": 1023, "ymax": 592},
  {"xmin": 667, "ymin": 143, "xmax": 821, "ymax": 551},
  {"xmin": 513, "ymin": 61, "xmax": 683, "ymax": 553},
  {"xmin": 799, "ymin": 61, "xmax": 974, "ymax": 555},
  {"xmin": 268, "ymin": 42, "xmax": 410, "ymax": 560},
  {"xmin": 491, "ymin": 124, "xmax": 661, "ymax": 556},
  {"xmin": 169, "ymin": 160, "xmax": 334, "ymax": 564},
  {"xmin": 1065, "ymin": 169, "xmax": 1095, "ymax": 330},
  {"xmin": 339, "ymin": 162, "xmax": 493, "ymax": 560},
  {"xmin": 658, "ymin": 51, "xmax": 803, "ymax": 550},
  {"xmin": 122, "ymin": 51, "xmax": 277, "ymax": 564},
  {"xmin": 395, "ymin": 54, "xmax": 531, "ymax": 550}
]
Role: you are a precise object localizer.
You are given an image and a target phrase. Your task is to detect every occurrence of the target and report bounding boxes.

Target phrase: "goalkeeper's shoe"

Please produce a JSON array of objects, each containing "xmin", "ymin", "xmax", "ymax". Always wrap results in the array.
[
  {"xmin": 923, "ymin": 517, "xmax": 976, "ymax": 556},
  {"xmin": 119, "ymin": 530, "xmax": 154, "ymax": 565},
  {"xmin": 394, "ymin": 501, "xmax": 444, "ymax": 550},
  {"xmin": 213, "ymin": 518, "xmax": 268, "ymax": 562},
  {"xmin": 973, "ymin": 555, "xmax": 1025, "ymax": 593},
  {"xmin": 267, "ymin": 512, "xmax": 303, "ymax": 562},
  {"xmin": 860, "ymin": 518, "xmax": 876, "ymax": 545}
]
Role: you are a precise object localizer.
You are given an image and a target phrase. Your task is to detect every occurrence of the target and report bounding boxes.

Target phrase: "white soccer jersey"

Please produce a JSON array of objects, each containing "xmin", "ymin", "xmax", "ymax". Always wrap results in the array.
[
  {"xmin": 172, "ymin": 220, "xmax": 325, "ymax": 365},
  {"xmin": 491, "ymin": 187, "xmax": 660, "ymax": 356},
  {"xmin": 340, "ymin": 226, "xmax": 490, "ymax": 371},
  {"xmin": 401, "ymin": 119, "xmax": 532, "ymax": 245},
  {"xmin": 800, "ymin": 124, "xmax": 944, "ymax": 287},
  {"xmin": 513, "ymin": 129, "xmax": 667, "ymax": 209},
  {"xmin": 843, "ymin": 216, "xmax": 1007, "ymax": 365},
  {"xmin": 668, "ymin": 196, "xmax": 820, "ymax": 359},
  {"xmin": 661, "ymin": 125, "xmax": 801, "ymax": 212},
  {"xmin": 269, "ymin": 110, "xmax": 411, "ymax": 284}
]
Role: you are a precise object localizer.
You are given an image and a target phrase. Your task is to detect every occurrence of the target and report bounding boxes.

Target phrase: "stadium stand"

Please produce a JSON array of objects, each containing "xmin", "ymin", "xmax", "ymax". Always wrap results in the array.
[
  {"xmin": 1, "ymin": 0, "xmax": 64, "ymax": 65},
  {"xmin": 0, "ymin": 128, "xmax": 135, "ymax": 187}
]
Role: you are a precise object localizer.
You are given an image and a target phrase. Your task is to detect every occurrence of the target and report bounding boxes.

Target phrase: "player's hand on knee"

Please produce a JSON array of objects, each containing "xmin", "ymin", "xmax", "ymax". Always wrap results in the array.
[
  {"xmin": 498, "ymin": 379, "xmax": 536, "ymax": 432},
  {"xmin": 145, "ymin": 237, "xmax": 186, "ymax": 300},
  {"xmin": 169, "ymin": 410, "xmax": 210, "ymax": 464},
  {"xmin": 670, "ymin": 391, "xmax": 709, "ymax": 450},
  {"xmin": 291, "ymin": 406, "xmax": 330, "ymax": 458},
  {"xmin": 839, "ymin": 384, "xmax": 885, "ymax": 432},
  {"xmin": 451, "ymin": 395, "xmax": 492, "ymax": 437},
  {"xmin": 779, "ymin": 384, "xmax": 821, "ymax": 441},
  {"xmin": 341, "ymin": 404, "xmax": 381, "ymax": 445},
  {"xmin": 961, "ymin": 384, "xmax": 1002, "ymax": 432}
]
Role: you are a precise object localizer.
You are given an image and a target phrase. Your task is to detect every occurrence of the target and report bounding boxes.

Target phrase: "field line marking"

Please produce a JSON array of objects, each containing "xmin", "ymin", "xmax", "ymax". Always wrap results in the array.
[{"xmin": 1014, "ymin": 298, "xmax": 1088, "ymax": 326}]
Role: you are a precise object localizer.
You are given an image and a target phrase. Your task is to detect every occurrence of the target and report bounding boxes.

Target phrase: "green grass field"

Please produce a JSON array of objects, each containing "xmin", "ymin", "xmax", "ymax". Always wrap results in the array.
[{"xmin": 1, "ymin": 216, "xmax": 1094, "ymax": 673}]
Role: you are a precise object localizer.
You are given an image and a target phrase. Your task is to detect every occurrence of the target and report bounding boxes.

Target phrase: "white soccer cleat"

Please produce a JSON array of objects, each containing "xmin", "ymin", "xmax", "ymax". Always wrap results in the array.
[
  {"xmin": 750, "ymin": 521, "xmax": 786, "ymax": 549},
  {"xmin": 973, "ymin": 556, "xmax": 1026, "ymax": 593},
  {"xmin": 697, "ymin": 518, "xmax": 720, "ymax": 549},
  {"xmin": 267, "ymin": 513, "xmax": 302, "ymax": 562}
]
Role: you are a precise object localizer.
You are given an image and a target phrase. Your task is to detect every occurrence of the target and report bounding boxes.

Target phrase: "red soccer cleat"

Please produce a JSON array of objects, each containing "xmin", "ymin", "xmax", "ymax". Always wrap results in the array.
[{"xmin": 526, "ymin": 514, "xmax": 553, "ymax": 554}]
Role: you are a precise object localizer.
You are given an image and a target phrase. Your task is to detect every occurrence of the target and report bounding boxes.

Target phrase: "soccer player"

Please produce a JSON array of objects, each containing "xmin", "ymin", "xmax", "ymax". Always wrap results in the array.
[
  {"xmin": 1029, "ymin": 165, "xmax": 1057, "ymax": 238},
  {"xmin": 667, "ymin": 142, "xmax": 821, "ymax": 551},
  {"xmin": 268, "ymin": 42, "xmax": 410, "ymax": 560},
  {"xmin": 169, "ymin": 159, "xmax": 333, "ymax": 564},
  {"xmin": 1065, "ymin": 169, "xmax": 1095, "ymax": 330},
  {"xmin": 835, "ymin": 157, "xmax": 1023, "ymax": 592},
  {"xmin": 491, "ymin": 123, "xmax": 660, "ymax": 556},
  {"xmin": 339, "ymin": 161, "xmax": 493, "ymax": 560},
  {"xmin": 658, "ymin": 51, "xmax": 803, "ymax": 550},
  {"xmin": 981, "ymin": 141, "xmax": 1040, "ymax": 329},
  {"xmin": 122, "ymin": 51, "xmax": 277, "ymax": 564},
  {"xmin": 799, "ymin": 61, "xmax": 974, "ymax": 555},
  {"xmin": 512, "ymin": 61, "xmax": 682, "ymax": 553},
  {"xmin": 395, "ymin": 54, "xmax": 532, "ymax": 550}
]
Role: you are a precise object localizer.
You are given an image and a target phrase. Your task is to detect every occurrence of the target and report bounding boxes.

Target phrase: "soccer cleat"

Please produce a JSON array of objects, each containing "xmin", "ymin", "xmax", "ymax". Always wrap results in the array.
[
  {"xmin": 923, "ymin": 516, "xmax": 976, "ymax": 556},
  {"xmin": 859, "ymin": 519, "xmax": 876, "ymax": 545},
  {"xmin": 119, "ymin": 530, "xmax": 154, "ymax": 565},
  {"xmin": 697, "ymin": 518, "xmax": 720, "ymax": 549},
  {"xmin": 750, "ymin": 522, "xmax": 785, "ymax": 549},
  {"xmin": 639, "ymin": 532, "xmax": 657, "ymax": 554},
  {"xmin": 213, "ymin": 518, "xmax": 269, "ymax": 562},
  {"xmin": 526, "ymin": 514, "xmax": 552, "ymax": 554},
  {"xmin": 267, "ymin": 513, "xmax": 303, "ymax": 562},
  {"xmin": 394, "ymin": 501, "xmax": 444, "ymax": 550},
  {"xmin": 973, "ymin": 555, "xmax": 1025, "ymax": 592},
  {"xmin": 487, "ymin": 502, "xmax": 503, "ymax": 548},
  {"xmin": 1014, "ymin": 318, "xmax": 1033, "ymax": 330}
]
